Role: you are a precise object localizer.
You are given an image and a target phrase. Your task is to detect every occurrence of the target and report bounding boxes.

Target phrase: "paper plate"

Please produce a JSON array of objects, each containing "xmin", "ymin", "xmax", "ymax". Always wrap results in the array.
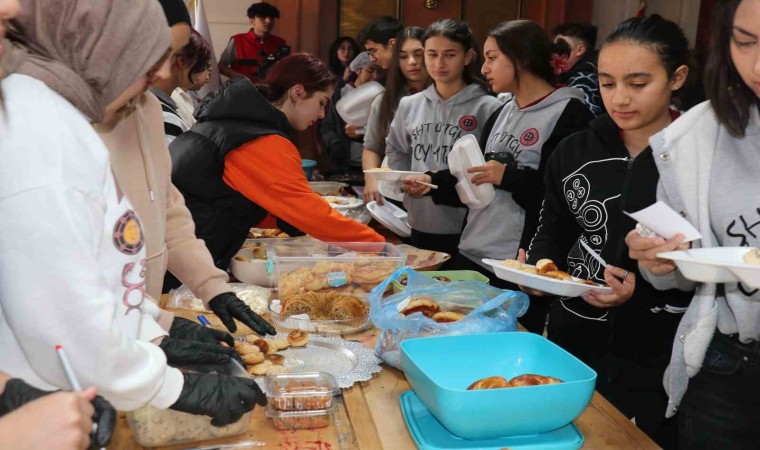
[
  {"xmin": 482, "ymin": 259, "xmax": 611, "ymax": 298},
  {"xmin": 363, "ymin": 169, "xmax": 425, "ymax": 182},
  {"xmin": 658, "ymin": 247, "xmax": 760, "ymax": 289},
  {"xmin": 366, "ymin": 200, "xmax": 411, "ymax": 237}
]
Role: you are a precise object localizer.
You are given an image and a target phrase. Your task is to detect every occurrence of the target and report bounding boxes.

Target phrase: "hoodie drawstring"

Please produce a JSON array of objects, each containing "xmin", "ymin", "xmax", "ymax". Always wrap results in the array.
[{"xmin": 134, "ymin": 103, "xmax": 157, "ymax": 203}]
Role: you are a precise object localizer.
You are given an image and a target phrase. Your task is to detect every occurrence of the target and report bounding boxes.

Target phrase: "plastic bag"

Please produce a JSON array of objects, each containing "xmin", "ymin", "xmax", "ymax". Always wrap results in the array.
[
  {"xmin": 369, "ymin": 267, "xmax": 529, "ymax": 368},
  {"xmin": 166, "ymin": 283, "xmax": 271, "ymax": 314}
]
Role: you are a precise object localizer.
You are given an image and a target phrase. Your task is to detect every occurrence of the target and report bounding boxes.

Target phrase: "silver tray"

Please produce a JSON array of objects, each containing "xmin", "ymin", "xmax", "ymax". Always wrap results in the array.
[{"xmin": 243, "ymin": 333, "xmax": 382, "ymax": 391}]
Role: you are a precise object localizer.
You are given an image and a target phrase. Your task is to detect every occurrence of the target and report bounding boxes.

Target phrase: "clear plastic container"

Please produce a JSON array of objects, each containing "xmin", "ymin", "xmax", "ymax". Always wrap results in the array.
[
  {"xmin": 266, "ymin": 405, "xmax": 336, "ymax": 430},
  {"xmin": 265, "ymin": 372, "xmax": 339, "ymax": 411},
  {"xmin": 271, "ymin": 241, "xmax": 406, "ymax": 298},
  {"xmin": 127, "ymin": 407, "xmax": 252, "ymax": 447}
]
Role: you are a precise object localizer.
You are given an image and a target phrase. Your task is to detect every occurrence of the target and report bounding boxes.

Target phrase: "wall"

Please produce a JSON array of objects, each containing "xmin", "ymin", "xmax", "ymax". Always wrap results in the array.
[{"xmin": 592, "ymin": 0, "xmax": 701, "ymax": 48}]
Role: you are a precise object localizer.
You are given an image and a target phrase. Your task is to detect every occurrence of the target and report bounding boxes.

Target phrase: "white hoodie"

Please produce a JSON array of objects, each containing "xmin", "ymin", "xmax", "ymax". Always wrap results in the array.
[{"xmin": 0, "ymin": 74, "xmax": 183, "ymax": 410}]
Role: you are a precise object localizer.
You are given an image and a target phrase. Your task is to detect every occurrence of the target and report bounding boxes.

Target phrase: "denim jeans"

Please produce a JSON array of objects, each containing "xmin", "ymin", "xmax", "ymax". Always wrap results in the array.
[{"xmin": 678, "ymin": 331, "xmax": 760, "ymax": 450}]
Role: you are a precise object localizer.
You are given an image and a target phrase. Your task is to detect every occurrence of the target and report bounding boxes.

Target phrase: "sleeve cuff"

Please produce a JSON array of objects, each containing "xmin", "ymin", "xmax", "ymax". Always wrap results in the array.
[
  {"xmin": 149, "ymin": 366, "xmax": 184, "ymax": 410},
  {"xmin": 499, "ymin": 163, "xmax": 520, "ymax": 192},
  {"xmin": 139, "ymin": 315, "xmax": 170, "ymax": 343}
]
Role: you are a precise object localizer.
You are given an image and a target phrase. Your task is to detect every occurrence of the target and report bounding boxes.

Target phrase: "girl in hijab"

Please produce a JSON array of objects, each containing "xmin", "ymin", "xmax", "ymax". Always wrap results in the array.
[{"xmin": 0, "ymin": 0, "xmax": 264, "ymax": 426}]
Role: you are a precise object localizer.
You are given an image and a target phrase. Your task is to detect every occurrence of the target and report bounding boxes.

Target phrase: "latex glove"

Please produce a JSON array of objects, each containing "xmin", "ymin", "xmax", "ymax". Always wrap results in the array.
[
  {"xmin": 169, "ymin": 317, "xmax": 235, "ymax": 347},
  {"xmin": 209, "ymin": 292, "xmax": 276, "ymax": 336},
  {"xmin": 159, "ymin": 337, "xmax": 235, "ymax": 367},
  {"xmin": 170, "ymin": 373, "xmax": 267, "ymax": 426},
  {"xmin": 0, "ymin": 379, "xmax": 115, "ymax": 449}
]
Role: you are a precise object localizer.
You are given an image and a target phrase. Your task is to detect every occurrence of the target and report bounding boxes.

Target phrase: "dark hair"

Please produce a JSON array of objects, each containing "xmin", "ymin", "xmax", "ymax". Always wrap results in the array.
[
  {"xmin": 704, "ymin": 0, "xmax": 760, "ymax": 137},
  {"xmin": 488, "ymin": 20, "xmax": 558, "ymax": 86},
  {"xmin": 552, "ymin": 22, "xmax": 598, "ymax": 50},
  {"xmin": 257, "ymin": 53, "xmax": 336, "ymax": 103},
  {"xmin": 359, "ymin": 16, "xmax": 403, "ymax": 46},
  {"xmin": 179, "ymin": 30, "xmax": 213, "ymax": 84},
  {"xmin": 247, "ymin": 2, "xmax": 280, "ymax": 19},
  {"xmin": 424, "ymin": 19, "xmax": 488, "ymax": 91},
  {"xmin": 328, "ymin": 37, "xmax": 359, "ymax": 77},
  {"xmin": 604, "ymin": 15, "xmax": 689, "ymax": 78},
  {"xmin": 377, "ymin": 27, "xmax": 430, "ymax": 140}
]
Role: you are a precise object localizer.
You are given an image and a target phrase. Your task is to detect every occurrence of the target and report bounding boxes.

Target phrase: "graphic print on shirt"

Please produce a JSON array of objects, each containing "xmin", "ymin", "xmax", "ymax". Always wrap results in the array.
[
  {"xmin": 410, "ymin": 122, "xmax": 465, "ymax": 165},
  {"xmin": 458, "ymin": 115, "xmax": 478, "ymax": 131},
  {"xmin": 113, "ymin": 210, "xmax": 145, "ymax": 255},
  {"xmin": 725, "ymin": 206, "xmax": 760, "ymax": 297}
]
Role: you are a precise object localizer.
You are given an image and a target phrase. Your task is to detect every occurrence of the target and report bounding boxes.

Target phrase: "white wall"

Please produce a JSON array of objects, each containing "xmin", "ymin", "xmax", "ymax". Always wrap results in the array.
[
  {"xmin": 592, "ymin": 0, "xmax": 701, "ymax": 48},
  {"xmin": 193, "ymin": 0, "xmax": 253, "ymax": 61}
]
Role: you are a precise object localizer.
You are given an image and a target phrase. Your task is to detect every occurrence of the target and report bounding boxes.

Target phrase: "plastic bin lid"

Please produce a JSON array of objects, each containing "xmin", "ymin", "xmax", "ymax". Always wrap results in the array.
[{"xmin": 448, "ymin": 134, "xmax": 494, "ymax": 210}]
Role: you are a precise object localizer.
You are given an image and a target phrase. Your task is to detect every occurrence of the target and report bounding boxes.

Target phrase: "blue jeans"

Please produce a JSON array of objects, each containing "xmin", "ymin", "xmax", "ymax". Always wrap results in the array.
[{"xmin": 678, "ymin": 331, "xmax": 760, "ymax": 449}]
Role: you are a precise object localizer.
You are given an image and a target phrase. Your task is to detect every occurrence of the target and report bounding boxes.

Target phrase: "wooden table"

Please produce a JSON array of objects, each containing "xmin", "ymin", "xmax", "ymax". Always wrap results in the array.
[{"xmin": 109, "ymin": 307, "xmax": 661, "ymax": 449}]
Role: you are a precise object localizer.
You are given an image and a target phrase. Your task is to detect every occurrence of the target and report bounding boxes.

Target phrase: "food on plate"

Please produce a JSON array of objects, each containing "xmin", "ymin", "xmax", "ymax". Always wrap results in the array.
[
  {"xmin": 404, "ymin": 248, "xmax": 448, "ymax": 269},
  {"xmin": 400, "ymin": 297, "xmax": 441, "ymax": 317},
  {"xmin": 501, "ymin": 258, "xmax": 603, "ymax": 287},
  {"xmin": 252, "ymin": 339, "xmax": 270, "ymax": 355},
  {"xmin": 509, "ymin": 374, "xmax": 563, "ymax": 387},
  {"xmin": 266, "ymin": 365, "xmax": 291, "ymax": 375},
  {"xmin": 271, "ymin": 339, "xmax": 290, "ymax": 351},
  {"xmin": 288, "ymin": 330, "xmax": 309, "ymax": 347},
  {"xmin": 743, "ymin": 248, "xmax": 760, "ymax": 265},
  {"xmin": 366, "ymin": 167, "xmax": 392, "ymax": 172},
  {"xmin": 467, "ymin": 376, "xmax": 512, "ymax": 390},
  {"xmin": 270, "ymin": 411, "xmax": 331, "ymax": 430},
  {"xmin": 279, "ymin": 292, "xmax": 368, "ymax": 320},
  {"xmin": 234, "ymin": 341, "xmax": 261, "ymax": 355},
  {"xmin": 467, "ymin": 374, "xmax": 563, "ymax": 390},
  {"xmin": 278, "ymin": 255, "xmax": 398, "ymax": 296},
  {"xmin": 266, "ymin": 354, "xmax": 285, "ymax": 365},
  {"xmin": 241, "ymin": 351, "xmax": 265, "ymax": 365},
  {"xmin": 247, "ymin": 228, "xmax": 290, "ymax": 239},
  {"xmin": 247, "ymin": 360, "xmax": 272, "ymax": 376},
  {"xmin": 432, "ymin": 311, "xmax": 466, "ymax": 323}
]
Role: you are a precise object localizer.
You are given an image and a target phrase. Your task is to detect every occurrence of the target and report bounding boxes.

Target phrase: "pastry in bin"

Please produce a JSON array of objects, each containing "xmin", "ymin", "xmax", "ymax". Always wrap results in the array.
[
  {"xmin": 400, "ymin": 297, "xmax": 440, "ymax": 317},
  {"xmin": 467, "ymin": 376, "xmax": 512, "ymax": 390},
  {"xmin": 432, "ymin": 311, "xmax": 465, "ymax": 323},
  {"xmin": 510, "ymin": 374, "xmax": 563, "ymax": 387}
]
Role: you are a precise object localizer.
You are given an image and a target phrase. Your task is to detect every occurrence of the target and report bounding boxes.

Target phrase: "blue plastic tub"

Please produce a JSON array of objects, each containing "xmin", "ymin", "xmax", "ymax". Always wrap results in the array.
[
  {"xmin": 301, "ymin": 159, "xmax": 317, "ymax": 180},
  {"xmin": 400, "ymin": 332, "xmax": 596, "ymax": 440}
]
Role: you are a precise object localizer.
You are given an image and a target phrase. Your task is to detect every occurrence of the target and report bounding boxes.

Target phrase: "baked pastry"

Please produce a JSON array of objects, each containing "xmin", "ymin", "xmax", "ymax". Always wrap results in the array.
[
  {"xmin": 543, "ymin": 270, "xmax": 573, "ymax": 281},
  {"xmin": 502, "ymin": 259, "xmax": 525, "ymax": 269},
  {"xmin": 271, "ymin": 339, "xmax": 290, "ymax": 351},
  {"xmin": 509, "ymin": 374, "xmax": 563, "ymax": 387},
  {"xmin": 519, "ymin": 265, "xmax": 539, "ymax": 274},
  {"xmin": 241, "ymin": 351, "xmax": 265, "ymax": 365},
  {"xmin": 252, "ymin": 339, "xmax": 270, "ymax": 355},
  {"xmin": 352, "ymin": 259, "xmax": 397, "ymax": 284},
  {"xmin": 536, "ymin": 259, "xmax": 558, "ymax": 274},
  {"xmin": 743, "ymin": 248, "xmax": 760, "ymax": 265},
  {"xmin": 266, "ymin": 365, "xmax": 291, "ymax": 375},
  {"xmin": 467, "ymin": 376, "xmax": 512, "ymax": 390},
  {"xmin": 329, "ymin": 295, "xmax": 368, "ymax": 320},
  {"xmin": 266, "ymin": 354, "xmax": 285, "ymax": 365},
  {"xmin": 432, "ymin": 311, "xmax": 465, "ymax": 323},
  {"xmin": 234, "ymin": 341, "xmax": 261, "ymax": 355},
  {"xmin": 288, "ymin": 330, "xmax": 309, "ymax": 347},
  {"xmin": 400, "ymin": 298, "xmax": 440, "ymax": 317},
  {"xmin": 247, "ymin": 360, "xmax": 272, "ymax": 376}
]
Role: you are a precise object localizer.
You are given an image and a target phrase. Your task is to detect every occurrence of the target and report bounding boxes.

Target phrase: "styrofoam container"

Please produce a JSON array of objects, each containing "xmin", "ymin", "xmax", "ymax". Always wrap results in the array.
[
  {"xmin": 400, "ymin": 332, "xmax": 596, "ymax": 440},
  {"xmin": 658, "ymin": 247, "xmax": 760, "ymax": 289},
  {"xmin": 366, "ymin": 200, "xmax": 411, "ymax": 238},
  {"xmin": 448, "ymin": 134, "xmax": 494, "ymax": 210},
  {"xmin": 230, "ymin": 247, "xmax": 275, "ymax": 287},
  {"xmin": 336, "ymin": 81, "xmax": 385, "ymax": 125}
]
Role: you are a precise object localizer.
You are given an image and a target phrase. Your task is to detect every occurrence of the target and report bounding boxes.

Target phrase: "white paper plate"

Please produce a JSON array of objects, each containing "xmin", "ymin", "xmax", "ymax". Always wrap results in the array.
[
  {"xmin": 322, "ymin": 195, "xmax": 364, "ymax": 209},
  {"xmin": 657, "ymin": 247, "xmax": 760, "ymax": 288},
  {"xmin": 363, "ymin": 169, "xmax": 424, "ymax": 182},
  {"xmin": 366, "ymin": 200, "xmax": 411, "ymax": 237},
  {"xmin": 482, "ymin": 258, "xmax": 612, "ymax": 297}
]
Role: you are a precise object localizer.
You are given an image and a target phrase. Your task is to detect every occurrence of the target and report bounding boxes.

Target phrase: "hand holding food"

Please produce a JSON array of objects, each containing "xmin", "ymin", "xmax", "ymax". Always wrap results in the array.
[
  {"xmin": 467, "ymin": 160, "xmax": 506, "ymax": 186},
  {"xmin": 625, "ymin": 229, "xmax": 689, "ymax": 276},
  {"xmin": 581, "ymin": 265, "xmax": 636, "ymax": 308},
  {"xmin": 170, "ymin": 373, "xmax": 266, "ymax": 426},
  {"xmin": 209, "ymin": 292, "xmax": 276, "ymax": 336}
]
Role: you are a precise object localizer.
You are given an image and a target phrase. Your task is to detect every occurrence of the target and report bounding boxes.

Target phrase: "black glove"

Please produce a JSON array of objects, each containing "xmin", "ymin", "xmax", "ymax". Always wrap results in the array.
[
  {"xmin": 0, "ymin": 378, "xmax": 116, "ymax": 449},
  {"xmin": 209, "ymin": 292, "xmax": 276, "ymax": 336},
  {"xmin": 170, "ymin": 372, "xmax": 267, "ymax": 426},
  {"xmin": 159, "ymin": 337, "xmax": 234, "ymax": 367},
  {"xmin": 169, "ymin": 317, "xmax": 235, "ymax": 347}
]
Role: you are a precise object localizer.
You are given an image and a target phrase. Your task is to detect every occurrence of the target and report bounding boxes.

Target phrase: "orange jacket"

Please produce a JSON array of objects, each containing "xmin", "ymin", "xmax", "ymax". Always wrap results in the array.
[{"xmin": 223, "ymin": 135, "xmax": 384, "ymax": 243}]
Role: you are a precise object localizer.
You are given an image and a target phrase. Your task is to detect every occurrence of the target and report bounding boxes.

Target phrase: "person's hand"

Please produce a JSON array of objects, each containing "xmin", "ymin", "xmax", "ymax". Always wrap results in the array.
[
  {"xmin": 363, "ymin": 174, "xmax": 384, "ymax": 205},
  {"xmin": 626, "ymin": 229, "xmax": 690, "ymax": 276},
  {"xmin": 170, "ymin": 373, "xmax": 267, "ymax": 426},
  {"xmin": 343, "ymin": 66, "xmax": 352, "ymax": 81},
  {"xmin": 515, "ymin": 249, "xmax": 549, "ymax": 297},
  {"xmin": 468, "ymin": 161, "xmax": 506, "ymax": 186},
  {"xmin": 402, "ymin": 174, "xmax": 432, "ymax": 198},
  {"xmin": 159, "ymin": 336, "xmax": 235, "ymax": 367},
  {"xmin": 0, "ymin": 388, "xmax": 97, "ymax": 450},
  {"xmin": 581, "ymin": 265, "xmax": 636, "ymax": 308},
  {"xmin": 209, "ymin": 292, "xmax": 276, "ymax": 336},
  {"xmin": 345, "ymin": 124, "xmax": 362, "ymax": 139},
  {"xmin": 169, "ymin": 317, "xmax": 234, "ymax": 347}
]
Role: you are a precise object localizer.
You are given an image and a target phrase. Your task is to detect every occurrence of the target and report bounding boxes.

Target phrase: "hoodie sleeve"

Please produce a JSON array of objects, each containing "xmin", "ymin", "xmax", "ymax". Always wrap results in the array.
[
  {"xmin": 363, "ymin": 94, "xmax": 386, "ymax": 155},
  {"xmin": 500, "ymin": 99, "xmax": 592, "ymax": 250},
  {"xmin": 385, "ymin": 99, "xmax": 412, "ymax": 171},
  {"xmin": 426, "ymin": 169, "xmax": 464, "ymax": 207},
  {"xmin": 223, "ymin": 135, "xmax": 384, "ymax": 243}
]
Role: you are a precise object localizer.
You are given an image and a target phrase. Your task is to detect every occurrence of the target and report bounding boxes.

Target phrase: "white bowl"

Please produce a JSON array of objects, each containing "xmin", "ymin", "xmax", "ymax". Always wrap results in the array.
[{"xmin": 230, "ymin": 248, "xmax": 275, "ymax": 287}]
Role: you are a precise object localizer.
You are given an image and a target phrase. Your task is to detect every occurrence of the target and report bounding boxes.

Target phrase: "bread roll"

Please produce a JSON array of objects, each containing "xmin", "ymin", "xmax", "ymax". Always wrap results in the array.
[
  {"xmin": 432, "ymin": 311, "xmax": 465, "ymax": 323},
  {"xmin": 287, "ymin": 330, "xmax": 309, "ymax": 347},
  {"xmin": 400, "ymin": 298, "xmax": 440, "ymax": 317},
  {"xmin": 535, "ymin": 259, "xmax": 558, "ymax": 274},
  {"xmin": 467, "ymin": 376, "xmax": 512, "ymax": 390},
  {"xmin": 509, "ymin": 374, "xmax": 563, "ymax": 387}
]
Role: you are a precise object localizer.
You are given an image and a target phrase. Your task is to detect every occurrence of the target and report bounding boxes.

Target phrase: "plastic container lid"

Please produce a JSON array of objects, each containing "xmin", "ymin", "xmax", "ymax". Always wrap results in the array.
[
  {"xmin": 336, "ymin": 81, "xmax": 385, "ymax": 125},
  {"xmin": 265, "ymin": 372, "xmax": 339, "ymax": 411},
  {"xmin": 366, "ymin": 200, "xmax": 411, "ymax": 238},
  {"xmin": 266, "ymin": 404, "xmax": 336, "ymax": 430},
  {"xmin": 448, "ymin": 134, "xmax": 495, "ymax": 209}
]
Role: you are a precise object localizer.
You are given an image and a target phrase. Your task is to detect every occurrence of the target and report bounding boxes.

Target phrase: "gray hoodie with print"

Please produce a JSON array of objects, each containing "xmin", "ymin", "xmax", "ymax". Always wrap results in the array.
[
  {"xmin": 385, "ymin": 83, "xmax": 502, "ymax": 234},
  {"xmin": 460, "ymin": 87, "xmax": 586, "ymax": 268}
]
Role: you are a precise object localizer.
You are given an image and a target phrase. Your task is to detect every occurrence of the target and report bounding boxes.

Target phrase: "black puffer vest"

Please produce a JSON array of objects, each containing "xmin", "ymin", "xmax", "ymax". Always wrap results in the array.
[{"xmin": 170, "ymin": 77, "xmax": 294, "ymax": 270}]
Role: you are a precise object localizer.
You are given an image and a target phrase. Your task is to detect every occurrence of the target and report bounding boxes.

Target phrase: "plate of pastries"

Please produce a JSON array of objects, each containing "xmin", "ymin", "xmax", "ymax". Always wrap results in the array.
[
  {"xmin": 269, "ymin": 292, "xmax": 371, "ymax": 334},
  {"xmin": 482, "ymin": 258, "xmax": 612, "ymax": 298}
]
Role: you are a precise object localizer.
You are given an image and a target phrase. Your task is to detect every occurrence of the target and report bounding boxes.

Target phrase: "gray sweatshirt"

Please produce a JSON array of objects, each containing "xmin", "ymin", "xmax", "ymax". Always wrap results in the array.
[
  {"xmin": 386, "ymin": 84, "xmax": 502, "ymax": 234},
  {"xmin": 459, "ymin": 88, "xmax": 585, "ymax": 268}
]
